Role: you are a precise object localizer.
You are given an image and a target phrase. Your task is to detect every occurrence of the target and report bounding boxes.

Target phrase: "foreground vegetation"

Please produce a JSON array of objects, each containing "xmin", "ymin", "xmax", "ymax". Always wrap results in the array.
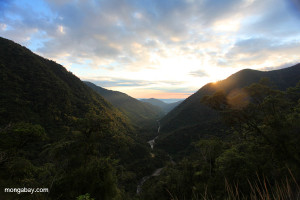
[
  {"xmin": 0, "ymin": 37, "xmax": 162, "ymax": 199},
  {"xmin": 140, "ymin": 80, "xmax": 300, "ymax": 199}
]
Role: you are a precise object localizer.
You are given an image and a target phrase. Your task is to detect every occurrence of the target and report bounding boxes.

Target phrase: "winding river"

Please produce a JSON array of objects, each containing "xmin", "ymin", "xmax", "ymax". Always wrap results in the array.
[{"xmin": 136, "ymin": 121, "xmax": 162, "ymax": 194}]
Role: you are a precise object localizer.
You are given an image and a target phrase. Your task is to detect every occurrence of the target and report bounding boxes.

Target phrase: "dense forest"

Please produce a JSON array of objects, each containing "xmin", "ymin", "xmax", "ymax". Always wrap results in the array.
[
  {"xmin": 157, "ymin": 65, "xmax": 300, "ymax": 155},
  {"xmin": 142, "ymin": 79, "xmax": 300, "ymax": 199},
  {"xmin": 0, "ymin": 37, "xmax": 299, "ymax": 199},
  {"xmin": 0, "ymin": 37, "xmax": 163, "ymax": 199},
  {"xmin": 84, "ymin": 81, "xmax": 164, "ymax": 130}
]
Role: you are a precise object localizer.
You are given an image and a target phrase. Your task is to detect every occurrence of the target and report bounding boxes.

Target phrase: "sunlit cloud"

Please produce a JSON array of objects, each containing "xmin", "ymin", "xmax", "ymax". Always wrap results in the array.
[
  {"xmin": 212, "ymin": 16, "xmax": 242, "ymax": 32},
  {"xmin": 57, "ymin": 25, "xmax": 65, "ymax": 34},
  {"xmin": 0, "ymin": 23, "xmax": 7, "ymax": 30},
  {"xmin": 190, "ymin": 70, "xmax": 208, "ymax": 77},
  {"xmin": 0, "ymin": 0, "xmax": 299, "ymax": 98}
]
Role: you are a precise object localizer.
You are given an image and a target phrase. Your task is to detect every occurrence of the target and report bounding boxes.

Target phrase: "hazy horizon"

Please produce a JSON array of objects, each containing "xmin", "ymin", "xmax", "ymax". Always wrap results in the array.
[
  {"xmin": 139, "ymin": 98, "xmax": 184, "ymax": 103},
  {"xmin": 1, "ymin": 0, "xmax": 300, "ymax": 98}
]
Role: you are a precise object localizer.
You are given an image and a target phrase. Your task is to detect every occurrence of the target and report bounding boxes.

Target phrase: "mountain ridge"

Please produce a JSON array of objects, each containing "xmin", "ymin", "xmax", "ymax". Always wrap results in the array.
[
  {"xmin": 0, "ymin": 36, "xmax": 131, "ymax": 135},
  {"xmin": 0, "ymin": 37, "xmax": 163, "ymax": 199},
  {"xmin": 158, "ymin": 64, "xmax": 300, "ymax": 154},
  {"xmin": 84, "ymin": 81, "xmax": 164, "ymax": 128},
  {"xmin": 140, "ymin": 98, "xmax": 182, "ymax": 114}
]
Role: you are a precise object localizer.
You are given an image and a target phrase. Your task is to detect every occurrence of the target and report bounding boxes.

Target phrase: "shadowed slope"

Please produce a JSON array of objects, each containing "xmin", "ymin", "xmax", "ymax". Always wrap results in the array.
[
  {"xmin": 85, "ymin": 82, "xmax": 164, "ymax": 128},
  {"xmin": 158, "ymin": 64, "xmax": 300, "ymax": 154},
  {"xmin": 140, "ymin": 98, "xmax": 183, "ymax": 114},
  {"xmin": 0, "ymin": 37, "xmax": 130, "ymax": 135}
]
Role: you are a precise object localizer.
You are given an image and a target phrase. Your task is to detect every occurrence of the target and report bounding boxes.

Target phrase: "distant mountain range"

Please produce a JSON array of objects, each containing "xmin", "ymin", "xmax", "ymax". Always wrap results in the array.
[
  {"xmin": 84, "ymin": 82, "xmax": 164, "ymax": 128},
  {"xmin": 157, "ymin": 64, "xmax": 300, "ymax": 154},
  {"xmin": 140, "ymin": 98, "xmax": 182, "ymax": 114}
]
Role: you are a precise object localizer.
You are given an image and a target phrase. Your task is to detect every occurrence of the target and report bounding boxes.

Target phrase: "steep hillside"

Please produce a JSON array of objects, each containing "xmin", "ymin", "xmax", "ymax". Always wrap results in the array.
[
  {"xmin": 140, "ymin": 98, "xmax": 167, "ymax": 108},
  {"xmin": 164, "ymin": 100, "xmax": 182, "ymax": 113},
  {"xmin": 0, "ymin": 37, "xmax": 160, "ymax": 199},
  {"xmin": 142, "ymin": 79, "xmax": 300, "ymax": 200},
  {"xmin": 85, "ymin": 82, "xmax": 164, "ymax": 128},
  {"xmin": 140, "ymin": 98, "xmax": 183, "ymax": 114},
  {"xmin": 0, "ymin": 37, "xmax": 131, "ymax": 135},
  {"xmin": 158, "ymin": 64, "xmax": 300, "ymax": 154}
]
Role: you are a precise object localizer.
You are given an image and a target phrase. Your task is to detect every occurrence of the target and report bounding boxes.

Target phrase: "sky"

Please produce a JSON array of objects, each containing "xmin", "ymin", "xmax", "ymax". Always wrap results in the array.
[{"xmin": 1, "ymin": 0, "xmax": 300, "ymax": 99}]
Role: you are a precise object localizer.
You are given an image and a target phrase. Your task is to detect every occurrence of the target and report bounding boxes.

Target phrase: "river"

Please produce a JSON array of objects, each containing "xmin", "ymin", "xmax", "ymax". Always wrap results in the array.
[
  {"xmin": 136, "ymin": 121, "xmax": 162, "ymax": 194},
  {"xmin": 136, "ymin": 167, "xmax": 164, "ymax": 194}
]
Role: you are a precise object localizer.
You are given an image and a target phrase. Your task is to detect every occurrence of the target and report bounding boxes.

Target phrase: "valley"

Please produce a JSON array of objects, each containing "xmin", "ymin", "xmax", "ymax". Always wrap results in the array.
[{"xmin": 0, "ymin": 37, "xmax": 299, "ymax": 200}]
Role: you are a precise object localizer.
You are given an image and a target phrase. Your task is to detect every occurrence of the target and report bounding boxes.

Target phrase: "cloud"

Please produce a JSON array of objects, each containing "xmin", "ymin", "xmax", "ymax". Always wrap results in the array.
[
  {"xmin": 260, "ymin": 62, "xmax": 299, "ymax": 71},
  {"xmin": 85, "ymin": 78, "xmax": 156, "ymax": 87},
  {"xmin": 225, "ymin": 37, "xmax": 300, "ymax": 67},
  {"xmin": 1, "ymin": 0, "xmax": 300, "ymax": 97},
  {"xmin": 288, "ymin": 0, "xmax": 300, "ymax": 19},
  {"xmin": 84, "ymin": 76, "xmax": 185, "ymax": 88},
  {"xmin": 189, "ymin": 70, "xmax": 208, "ymax": 77},
  {"xmin": 1, "ymin": 0, "xmax": 254, "ymax": 61},
  {"xmin": 237, "ymin": 0, "xmax": 300, "ymax": 38},
  {"xmin": 84, "ymin": 76, "xmax": 195, "ymax": 98},
  {"xmin": 226, "ymin": 37, "xmax": 274, "ymax": 57}
]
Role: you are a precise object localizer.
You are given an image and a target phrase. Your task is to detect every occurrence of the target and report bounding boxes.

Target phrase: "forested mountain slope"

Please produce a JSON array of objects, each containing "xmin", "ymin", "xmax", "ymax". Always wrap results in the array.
[
  {"xmin": 85, "ymin": 81, "xmax": 164, "ymax": 128},
  {"xmin": 0, "ymin": 37, "xmax": 131, "ymax": 135},
  {"xmin": 158, "ymin": 64, "xmax": 300, "ymax": 154},
  {"xmin": 140, "ymin": 98, "xmax": 182, "ymax": 114},
  {"xmin": 0, "ymin": 37, "xmax": 156, "ymax": 200},
  {"xmin": 142, "ymin": 76, "xmax": 300, "ymax": 200}
]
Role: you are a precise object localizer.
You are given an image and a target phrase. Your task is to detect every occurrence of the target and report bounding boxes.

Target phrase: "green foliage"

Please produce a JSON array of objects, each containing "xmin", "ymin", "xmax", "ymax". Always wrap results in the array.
[
  {"xmin": 51, "ymin": 156, "xmax": 121, "ymax": 200},
  {"xmin": 85, "ymin": 81, "xmax": 164, "ymax": 128},
  {"xmin": 0, "ymin": 37, "xmax": 130, "ymax": 137},
  {"xmin": 142, "ymin": 80, "xmax": 300, "ymax": 199},
  {"xmin": 0, "ymin": 122, "xmax": 46, "ymax": 150},
  {"xmin": 77, "ymin": 193, "xmax": 95, "ymax": 200},
  {"xmin": 0, "ymin": 37, "xmax": 154, "ymax": 199},
  {"xmin": 159, "ymin": 65, "xmax": 300, "ymax": 155}
]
